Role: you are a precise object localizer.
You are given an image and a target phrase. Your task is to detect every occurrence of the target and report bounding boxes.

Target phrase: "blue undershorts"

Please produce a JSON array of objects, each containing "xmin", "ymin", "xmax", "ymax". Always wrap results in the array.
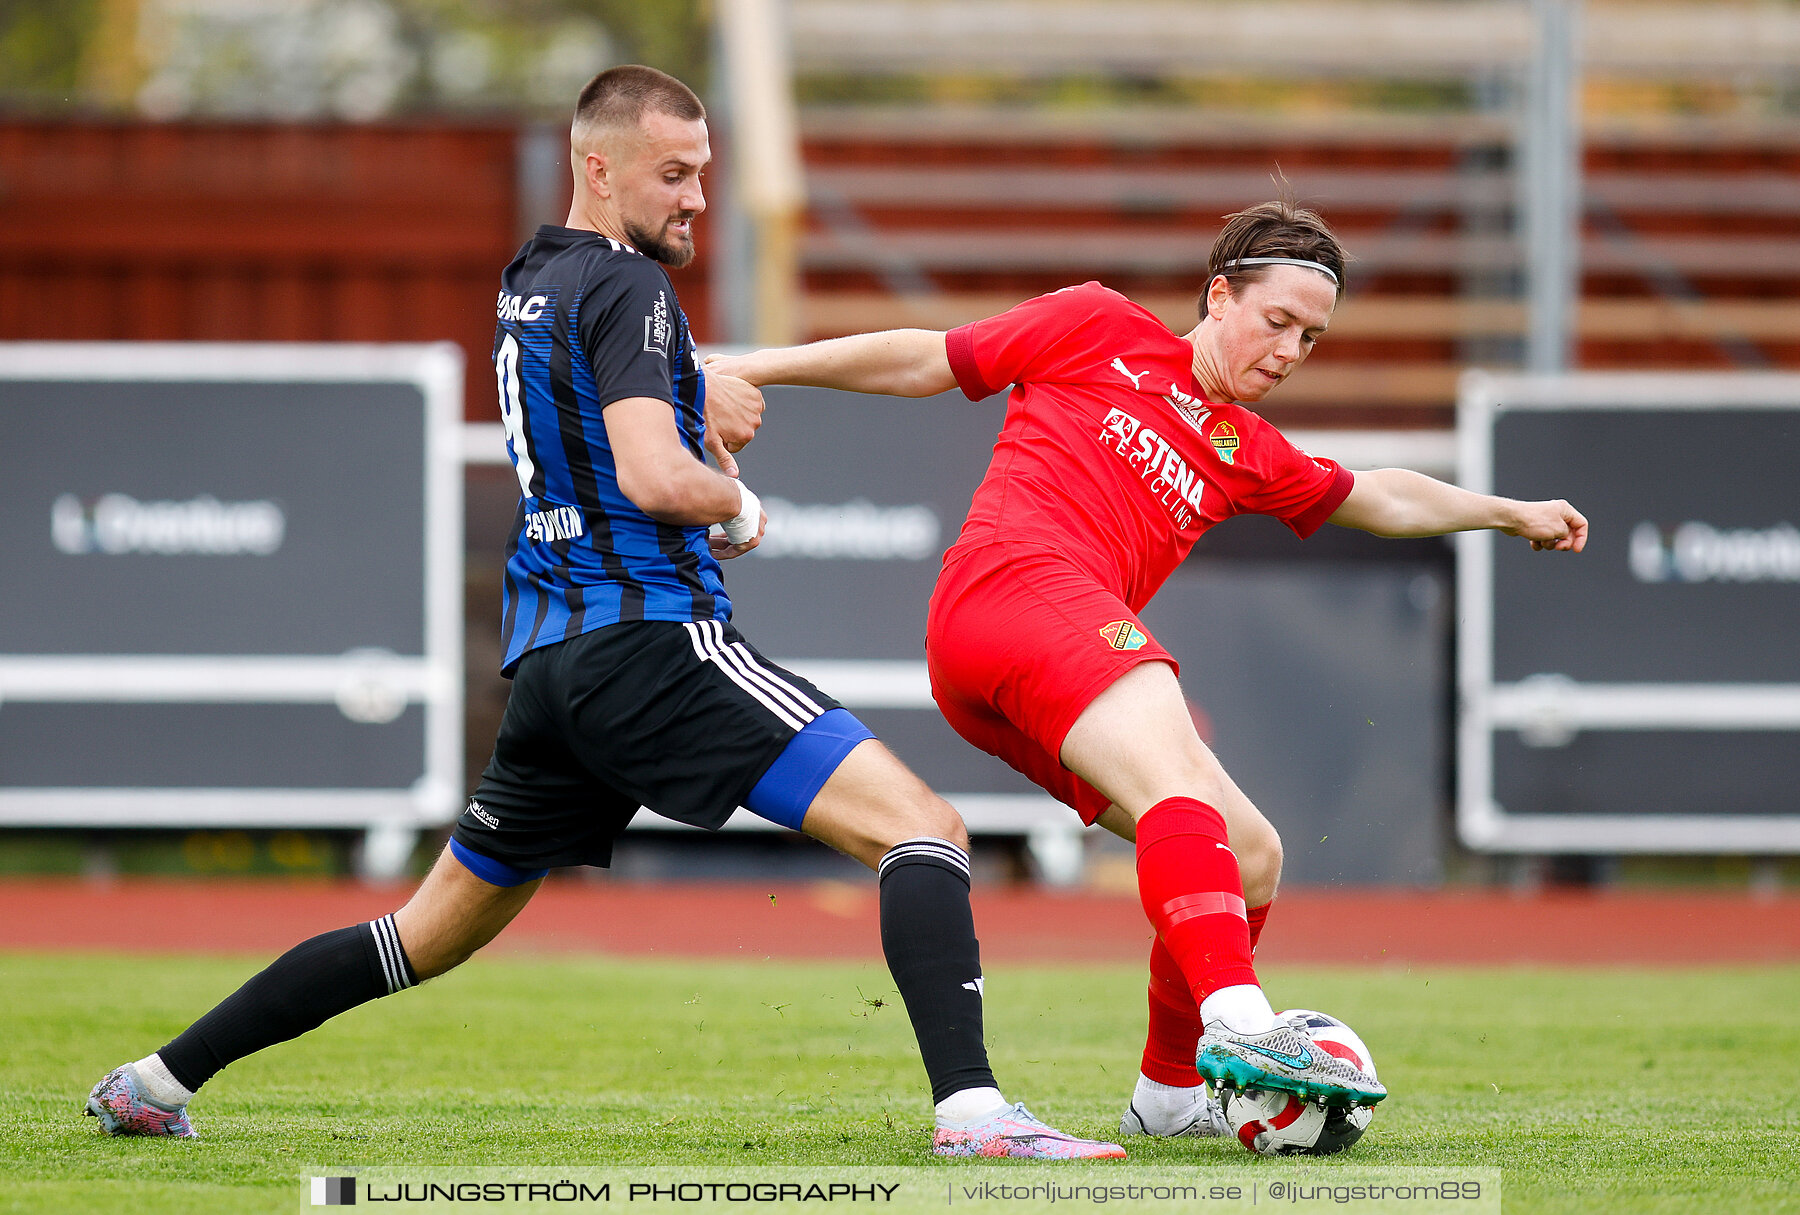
[
  {"xmin": 743, "ymin": 707, "xmax": 875, "ymax": 831},
  {"xmin": 452, "ymin": 707, "xmax": 874, "ymax": 887},
  {"xmin": 450, "ymin": 836, "xmax": 548, "ymax": 887}
]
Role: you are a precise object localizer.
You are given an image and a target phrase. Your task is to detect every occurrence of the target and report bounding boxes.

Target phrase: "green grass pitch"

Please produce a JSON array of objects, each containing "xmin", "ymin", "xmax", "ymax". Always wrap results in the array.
[{"xmin": 3, "ymin": 952, "xmax": 1797, "ymax": 1213}]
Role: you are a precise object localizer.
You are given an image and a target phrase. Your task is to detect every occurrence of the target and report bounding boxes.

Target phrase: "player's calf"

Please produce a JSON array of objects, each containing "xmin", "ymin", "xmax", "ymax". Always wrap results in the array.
[{"xmin": 82, "ymin": 911, "xmax": 421, "ymax": 1136}]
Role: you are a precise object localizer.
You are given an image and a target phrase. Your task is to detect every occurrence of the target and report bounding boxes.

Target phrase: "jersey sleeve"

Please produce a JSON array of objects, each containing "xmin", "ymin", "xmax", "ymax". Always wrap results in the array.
[
  {"xmin": 1229, "ymin": 416, "xmax": 1355, "ymax": 538},
  {"xmin": 577, "ymin": 256, "xmax": 680, "ymax": 407},
  {"xmin": 945, "ymin": 281, "xmax": 1117, "ymax": 401}
]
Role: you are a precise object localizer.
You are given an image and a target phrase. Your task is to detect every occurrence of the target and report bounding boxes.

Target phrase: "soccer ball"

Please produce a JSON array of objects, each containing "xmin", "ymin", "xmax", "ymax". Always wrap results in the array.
[{"xmin": 1220, "ymin": 1009, "xmax": 1376, "ymax": 1156}]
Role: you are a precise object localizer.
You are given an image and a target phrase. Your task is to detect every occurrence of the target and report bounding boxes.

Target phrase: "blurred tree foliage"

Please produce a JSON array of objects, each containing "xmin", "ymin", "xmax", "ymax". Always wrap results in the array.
[
  {"xmin": 0, "ymin": 0, "xmax": 105, "ymax": 107},
  {"xmin": 0, "ymin": 0, "xmax": 708, "ymax": 117},
  {"xmin": 394, "ymin": 0, "xmax": 709, "ymax": 108}
]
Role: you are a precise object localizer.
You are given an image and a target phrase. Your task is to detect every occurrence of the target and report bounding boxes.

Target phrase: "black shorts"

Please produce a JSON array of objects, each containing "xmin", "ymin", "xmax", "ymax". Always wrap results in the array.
[{"xmin": 452, "ymin": 619, "xmax": 841, "ymax": 871}]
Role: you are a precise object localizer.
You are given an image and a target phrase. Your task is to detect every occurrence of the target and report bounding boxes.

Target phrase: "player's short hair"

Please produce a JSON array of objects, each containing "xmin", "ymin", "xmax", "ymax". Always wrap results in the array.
[
  {"xmin": 571, "ymin": 65, "xmax": 705, "ymax": 151},
  {"xmin": 1201, "ymin": 199, "xmax": 1349, "ymax": 320}
]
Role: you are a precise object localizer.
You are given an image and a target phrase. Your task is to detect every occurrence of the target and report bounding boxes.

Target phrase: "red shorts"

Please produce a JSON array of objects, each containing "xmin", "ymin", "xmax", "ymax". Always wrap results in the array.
[{"xmin": 925, "ymin": 543, "xmax": 1177, "ymax": 825}]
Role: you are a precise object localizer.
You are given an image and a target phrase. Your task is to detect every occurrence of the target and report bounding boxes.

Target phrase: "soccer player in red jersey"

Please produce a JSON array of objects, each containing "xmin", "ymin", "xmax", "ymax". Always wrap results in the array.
[{"xmin": 707, "ymin": 200, "xmax": 1586, "ymax": 1133}]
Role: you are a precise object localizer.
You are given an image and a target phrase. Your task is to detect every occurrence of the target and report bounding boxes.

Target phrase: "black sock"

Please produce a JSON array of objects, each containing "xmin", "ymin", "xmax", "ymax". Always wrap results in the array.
[
  {"xmin": 157, "ymin": 914, "xmax": 416, "ymax": 1093},
  {"xmin": 878, "ymin": 838, "xmax": 998, "ymax": 1104}
]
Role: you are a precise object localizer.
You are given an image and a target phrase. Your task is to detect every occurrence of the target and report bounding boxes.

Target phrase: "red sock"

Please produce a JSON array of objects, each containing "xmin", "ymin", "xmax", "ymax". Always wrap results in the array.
[
  {"xmin": 1247, "ymin": 901, "xmax": 1271, "ymax": 955},
  {"xmin": 1139, "ymin": 934, "xmax": 1204, "ymax": 1085},
  {"xmin": 1135, "ymin": 797, "xmax": 1258, "ymax": 1007}
]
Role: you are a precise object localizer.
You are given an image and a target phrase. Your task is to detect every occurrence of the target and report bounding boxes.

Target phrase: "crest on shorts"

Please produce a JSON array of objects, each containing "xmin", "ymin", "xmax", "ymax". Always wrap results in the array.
[
  {"xmin": 1209, "ymin": 421, "xmax": 1240, "ymax": 465},
  {"xmin": 1099, "ymin": 620, "xmax": 1147, "ymax": 651}
]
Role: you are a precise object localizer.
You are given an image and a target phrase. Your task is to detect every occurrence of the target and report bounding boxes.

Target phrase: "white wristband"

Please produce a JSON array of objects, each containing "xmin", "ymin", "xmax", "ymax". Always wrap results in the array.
[{"xmin": 722, "ymin": 482, "xmax": 761, "ymax": 545}]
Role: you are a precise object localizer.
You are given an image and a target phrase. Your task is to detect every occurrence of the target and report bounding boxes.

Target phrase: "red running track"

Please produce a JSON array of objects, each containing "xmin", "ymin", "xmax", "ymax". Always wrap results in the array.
[{"xmin": 2, "ymin": 878, "xmax": 1797, "ymax": 965}]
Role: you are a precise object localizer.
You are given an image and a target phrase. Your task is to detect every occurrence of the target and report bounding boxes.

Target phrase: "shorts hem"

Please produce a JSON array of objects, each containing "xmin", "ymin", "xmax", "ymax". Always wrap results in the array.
[
  {"xmin": 449, "ymin": 822, "xmax": 620, "ymax": 873},
  {"xmin": 997, "ymin": 557, "xmax": 1178, "ymax": 803},
  {"xmin": 744, "ymin": 708, "xmax": 874, "ymax": 831},
  {"xmin": 1037, "ymin": 649, "xmax": 1179, "ymax": 768},
  {"xmin": 449, "ymin": 837, "xmax": 549, "ymax": 886},
  {"xmin": 930, "ymin": 542, "xmax": 1180, "ymax": 828},
  {"xmin": 713, "ymin": 731, "xmax": 802, "ymax": 829}
]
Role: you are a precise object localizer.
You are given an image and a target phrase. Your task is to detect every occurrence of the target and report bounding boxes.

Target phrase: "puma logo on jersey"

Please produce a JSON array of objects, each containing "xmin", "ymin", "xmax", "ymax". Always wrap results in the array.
[
  {"xmin": 496, "ymin": 291, "xmax": 548, "ymax": 322},
  {"xmin": 1110, "ymin": 357, "xmax": 1149, "ymax": 389}
]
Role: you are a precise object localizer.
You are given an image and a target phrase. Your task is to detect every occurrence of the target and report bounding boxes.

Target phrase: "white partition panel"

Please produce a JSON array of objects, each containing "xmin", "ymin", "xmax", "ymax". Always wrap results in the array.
[
  {"xmin": 0, "ymin": 343, "xmax": 464, "ymax": 842},
  {"xmin": 1457, "ymin": 371, "xmax": 1800, "ymax": 852}
]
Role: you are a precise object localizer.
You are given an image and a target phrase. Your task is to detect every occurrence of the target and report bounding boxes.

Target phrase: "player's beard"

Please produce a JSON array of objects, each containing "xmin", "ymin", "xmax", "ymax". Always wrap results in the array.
[{"xmin": 628, "ymin": 214, "xmax": 696, "ymax": 268}]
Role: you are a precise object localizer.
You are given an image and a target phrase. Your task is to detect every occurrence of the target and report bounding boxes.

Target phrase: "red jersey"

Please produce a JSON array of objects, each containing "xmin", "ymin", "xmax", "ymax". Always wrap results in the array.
[{"xmin": 944, "ymin": 282, "xmax": 1352, "ymax": 610}]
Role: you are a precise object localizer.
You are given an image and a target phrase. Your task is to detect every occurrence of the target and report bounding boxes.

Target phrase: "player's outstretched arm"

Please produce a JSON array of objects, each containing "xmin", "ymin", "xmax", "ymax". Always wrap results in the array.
[
  {"xmin": 605, "ymin": 396, "xmax": 764, "ymax": 557},
  {"xmin": 705, "ymin": 329, "xmax": 956, "ymax": 398},
  {"xmin": 1328, "ymin": 467, "xmax": 1588, "ymax": 552}
]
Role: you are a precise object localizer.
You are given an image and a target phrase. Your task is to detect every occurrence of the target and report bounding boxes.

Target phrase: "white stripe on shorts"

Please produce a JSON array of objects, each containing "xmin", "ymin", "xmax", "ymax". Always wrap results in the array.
[
  {"xmin": 682, "ymin": 620, "xmax": 819, "ymax": 732},
  {"xmin": 708, "ymin": 621, "xmax": 824, "ymax": 720}
]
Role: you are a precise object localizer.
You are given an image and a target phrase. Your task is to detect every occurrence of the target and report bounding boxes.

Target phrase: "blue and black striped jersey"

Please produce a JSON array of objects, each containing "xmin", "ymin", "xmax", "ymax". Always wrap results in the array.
[{"xmin": 492, "ymin": 225, "xmax": 728, "ymax": 675}]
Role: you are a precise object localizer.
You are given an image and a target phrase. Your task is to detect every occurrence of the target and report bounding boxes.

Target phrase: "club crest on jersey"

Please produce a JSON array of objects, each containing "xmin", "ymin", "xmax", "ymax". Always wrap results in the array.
[
  {"xmin": 1100, "ymin": 620, "xmax": 1148, "ymax": 651},
  {"xmin": 644, "ymin": 289, "xmax": 672, "ymax": 355},
  {"xmin": 1209, "ymin": 421, "xmax": 1240, "ymax": 465}
]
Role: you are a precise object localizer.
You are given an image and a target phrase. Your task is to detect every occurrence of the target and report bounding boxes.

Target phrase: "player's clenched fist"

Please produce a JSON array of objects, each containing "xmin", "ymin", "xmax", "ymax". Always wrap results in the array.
[
  {"xmin": 702, "ymin": 359, "xmax": 764, "ymax": 463},
  {"xmin": 1507, "ymin": 499, "xmax": 1588, "ymax": 553}
]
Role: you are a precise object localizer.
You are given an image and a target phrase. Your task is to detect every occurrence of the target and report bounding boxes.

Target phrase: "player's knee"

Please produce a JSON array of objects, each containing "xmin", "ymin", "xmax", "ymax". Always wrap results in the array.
[
  {"xmin": 872, "ymin": 789, "xmax": 968, "ymax": 854},
  {"xmin": 1236, "ymin": 821, "xmax": 1284, "ymax": 906},
  {"xmin": 854, "ymin": 753, "xmax": 970, "ymax": 852},
  {"xmin": 804, "ymin": 745, "xmax": 971, "ymax": 863},
  {"xmin": 894, "ymin": 792, "xmax": 972, "ymax": 855},
  {"xmin": 927, "ymin": 796, "xmax": 971, "ymax": 853}
]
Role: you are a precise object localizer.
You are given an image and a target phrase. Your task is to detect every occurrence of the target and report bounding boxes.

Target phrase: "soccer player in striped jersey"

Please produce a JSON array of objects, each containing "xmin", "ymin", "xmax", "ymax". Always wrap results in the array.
[
  {"xmin": 706, "ymin": 200, "xmax": 1588, "ymax": 1138},
  {"xmin": 84, "ymin": 65, "xmax": 1122, "ymax": 1161}
]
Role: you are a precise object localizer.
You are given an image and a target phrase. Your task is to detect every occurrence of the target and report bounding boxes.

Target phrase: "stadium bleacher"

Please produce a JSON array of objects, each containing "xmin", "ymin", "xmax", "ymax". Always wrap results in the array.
[{"xmin": 781, "ymin": 1, "xmax": 1800, "ymax": 430}]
